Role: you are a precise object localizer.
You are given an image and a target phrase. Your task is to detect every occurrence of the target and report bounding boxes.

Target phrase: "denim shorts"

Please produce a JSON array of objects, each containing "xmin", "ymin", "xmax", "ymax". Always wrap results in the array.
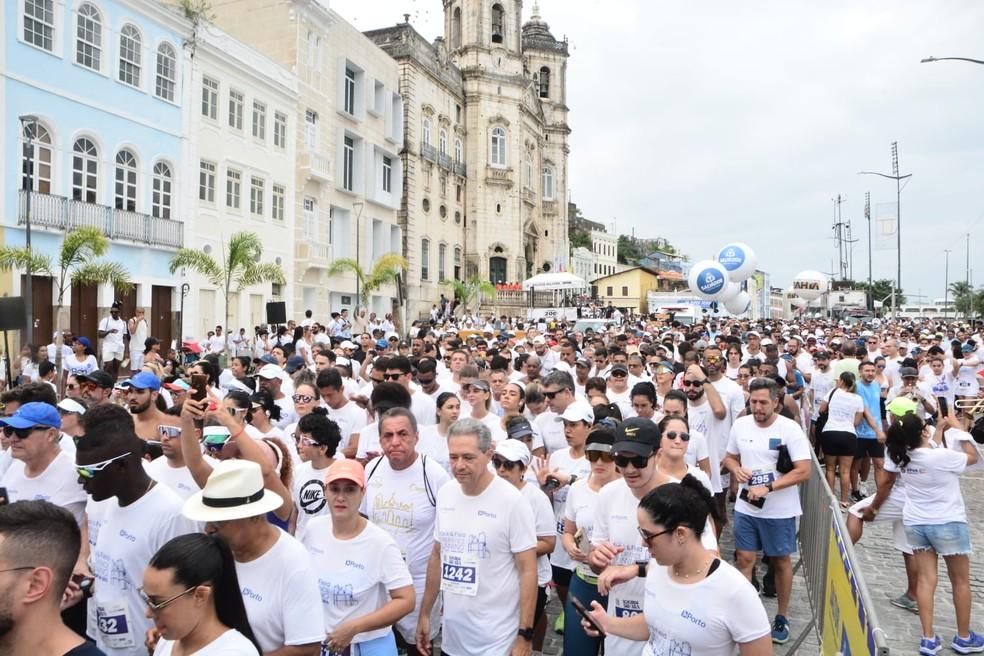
[
  {"xmin": 904, "ymin": 522, "xmax": 973, "ymax": 556},
  {"xmin": 733, "ymin": 512, "xmax": 797, "ymax": 557}
]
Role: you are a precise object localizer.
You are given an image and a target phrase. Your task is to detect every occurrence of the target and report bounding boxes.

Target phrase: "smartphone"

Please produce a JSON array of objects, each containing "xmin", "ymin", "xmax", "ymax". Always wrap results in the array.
[
  {"xmin": 0, "ymin": 487, "xmax": 7, "ymax": 506},
  {"xmin": 570, "ymin": 596, "xmax": 605, "ymax": 635},
  {"xmin": 143, "ymin": 440, "xmax": 164, "ymax": 460},
  {"xmin": 543, "ymin": 477, "xmax": 561, "ymax": 492},
  {"xmin": 739, "ymin": 487, "xmax": 766, "ymax": 509},
  {"xmin": 937, "ymin": 396, "xmax": 949, "ymax": 418},
  {"xmin": 190, "ymin": 374, "xmax": 208, "ymax": 402}
]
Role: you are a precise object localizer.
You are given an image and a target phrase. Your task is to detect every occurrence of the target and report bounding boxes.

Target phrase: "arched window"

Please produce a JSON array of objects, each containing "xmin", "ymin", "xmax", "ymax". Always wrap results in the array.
[
  {"xmin": 75, "ymin": 3, "xmax": 102, "ymax": 70},
  {"xmin": 454, "ymin": 138, "xmax": 462, "ymax": 163},
  {"xmin": 451, "ymin": 7, "xmax": 462, "ymax": 50},
  {"xmin": 152, "ymin": 161, "xmax": 172, "ymax": 219},
  {"xmin": 72, "ymin": 138, "xmax": 98, "ymax": 203},
  {"xmin": 439, "ymin": 129, "xmax": 448, "ymax": 155},
  {"xmin": 524, "ymin": 151, "xmax": 533, "ymax": 189},
  {"xmin": 114, "ymin": 149, "xmax": 137, "ymax": 211},
  {"xmin": 118, "ymin": 24, "xmax": 141, "ymax": 87},
  {"xmin": 490, "ymin": 127, "xmax": 506, "ymax": 167},
  {"xmin": 155, "ymin": 43, "xmax": 177, "ymax": 101},
  {"xmin": 422, "ymin": 118, "xmax": 432, "ymax": 147},
  {"xmin": 538, "ymin": 66, "xmax": 550, "ymax": 99},
  {"xmin": 491, "ymin": 3, "xmax": 504, "ymax": 44},
  {"xmin": 21, "ymin": 121, "xmax": 52, "ymax": 194},
  {"xmin": 542, "ymin": 166, "xmax": 554, "ymax": 199}
]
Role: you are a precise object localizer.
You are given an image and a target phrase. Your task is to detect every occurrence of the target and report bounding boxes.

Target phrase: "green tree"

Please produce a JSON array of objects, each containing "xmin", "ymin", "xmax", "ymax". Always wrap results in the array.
[
  {"xmin": 569, "ymin": 230, "xmax": 591, "ymax": 250},
  {"xmin": 445, "ymin": 274, "xmax": 497, "ymax": 315},
  {"xmin": 617, "ymin": 234, "xmax": 646, "ymax": 264},
  {"xmin": 855, "ymin": 279, "xmax": 906, "ymax": 311},
  {"xmin": 0, "ymin": 226, "xmax": 132, "ymax": 391},
  {"xmin": 325, "ymin": 253, "xmax": 407, "ymax": 310},
  {"xmin": 948, "ymin": 281, "xmax": 975, "ymax": 317},
  {"xmin": 169, "ymin": 231, "xmax": 286, "ymax": 334}
]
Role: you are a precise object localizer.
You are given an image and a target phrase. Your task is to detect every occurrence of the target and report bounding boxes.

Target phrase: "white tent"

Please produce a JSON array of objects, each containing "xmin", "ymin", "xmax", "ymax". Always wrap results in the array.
[{"xmin": 521, "ymin": 272, "xmax": 587, "ymax": 292}]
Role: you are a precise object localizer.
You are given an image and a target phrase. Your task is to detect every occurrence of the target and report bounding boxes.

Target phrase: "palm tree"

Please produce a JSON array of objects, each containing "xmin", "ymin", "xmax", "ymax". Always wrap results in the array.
[
  {"xmin": 169, "ymin": 231, "xmax": 286, "ymax": 334},
  {"xmin": 949, "ymin": 281, "xmax": 974, "ymax": 317},
  {"xmin": 0, "ymin": 226, "xmax": 132, "ymax": 391},
  {"xmin": 445, "ymin": 274, "xmax": 497, "ymax": 316},
  {"xmin": 325, "ymin": 253, "xmax": 407, "ymax": 310}
]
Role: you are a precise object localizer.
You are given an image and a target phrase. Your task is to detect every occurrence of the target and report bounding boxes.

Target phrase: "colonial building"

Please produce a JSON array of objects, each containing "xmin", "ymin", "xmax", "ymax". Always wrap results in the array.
[
  {"xmin": 590, "ymin": 229, "xmax": 618, "ymax": 279},
  {"xmin": 366, "ymin": 0, "xmax": 571, "ymax": 320}
]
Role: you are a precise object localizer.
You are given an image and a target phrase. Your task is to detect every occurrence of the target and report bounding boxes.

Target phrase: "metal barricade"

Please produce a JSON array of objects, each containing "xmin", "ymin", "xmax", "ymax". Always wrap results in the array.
[{"xmin": 791, "ymin": 451, "xmax": 891, "ymax": 654}]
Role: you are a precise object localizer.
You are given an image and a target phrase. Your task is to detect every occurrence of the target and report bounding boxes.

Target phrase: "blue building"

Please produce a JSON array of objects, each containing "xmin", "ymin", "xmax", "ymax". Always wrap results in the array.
[{"xmin": 3, "ymin": 0, "xmax": 189, "ymax": 347}]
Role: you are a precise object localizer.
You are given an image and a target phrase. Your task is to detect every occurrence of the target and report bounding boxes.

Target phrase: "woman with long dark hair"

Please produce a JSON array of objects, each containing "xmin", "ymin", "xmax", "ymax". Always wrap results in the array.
[
  {"xmin": 583, "ymin": 477, "xmax": 771, "ymax": 654},
  {"xmin": 885, "ymin": 412, "xmax": 983, "ymax": 655},
  {"xmin": 143, "ymin": 533, "xmax": 261, "ymax": 655}
]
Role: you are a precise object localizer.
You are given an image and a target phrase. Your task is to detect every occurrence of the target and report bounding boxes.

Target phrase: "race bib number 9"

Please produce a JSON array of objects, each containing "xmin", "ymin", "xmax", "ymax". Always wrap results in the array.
[
  {"xmin": 749, "ymin": 470, "xmax": 777, "ymax": 487},
  {"xmin": 96, "ymin": 602, "xmax": 135, "ymax": 649},
  {"xmin": 441, "ymin": 554, "xmax": 479, "ymax": 596}
]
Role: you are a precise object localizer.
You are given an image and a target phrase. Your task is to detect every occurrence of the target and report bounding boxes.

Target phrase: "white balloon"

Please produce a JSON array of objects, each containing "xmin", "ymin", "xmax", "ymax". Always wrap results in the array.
[
  {"xmin": 687, "ymin": 260, "xmax": 729, "ymax": 301},
  {"xmin": 721, "ymin": 282, "xmax": 741, "ymax": 301},
  {"xmin": 790, "ymin": 296, "xmax": 809, "ymax": 308},
  {"xmin": 717, "ymin": 242, "xmax": 758, "ymax": 281},
  {"xmin": 724, "ymin": 291, "xmax": 751, "ymax": 315},
  {"xmin": 792, "ymin": 270, "xmax": 829, "ymax": 301}
]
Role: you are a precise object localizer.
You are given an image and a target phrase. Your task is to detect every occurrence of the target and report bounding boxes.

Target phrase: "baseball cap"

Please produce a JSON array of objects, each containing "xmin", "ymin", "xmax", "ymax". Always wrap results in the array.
[
  {"xmin": 77, "ymin": 370, "xmax": 114, "ymax": 389},
  {"xmin": 165, "ymin": 379, "xmax": 191, "ymax": 392},
  {"xmin": 506, "ymin": 417, "xmax": 535, "ymax": 440},
  {"xmin": 253, "ymin": 354, "xmax": 277, "ymax": 365},
  {"xmin": 340, "ymin": 340, "xmax": 356, "ymax": 350},
  {"xmin": 556, "ymin": 400, "xmax": 595, "ymax": 424},
  {"xmin": 469, "ymin": 379, "xmax": 490, "ymax": 392},
  {"xmin": 119, "ymin": 371, "xmax": 161, "ymax": 391},
  {"xmin": 77, "ymin": 336, "xmax": 92, "ymax": 349},
  {"xmin": 886, "ymin": 396, "xmax": 918, "ymax": 418},
  {"xmin": 746, "ymin": 331, "xmax": 761, "ymax": 339},
  {"xmin": 256, "ymin": 364, "xmax": 282, "ymax": 380},
  {"xmin": 324, "ymin": 459, "xmax": 366, "ymax": 488},
  {"xmin": 610, "ymin": 363, "xmax": 628, "ymax": 375},
  {"xmin": 553, "ymin": 361, "xmax": 573, "ymax": 374},
  {"xmin": 612, "ymin": 417, "xmax": 660, "ymax": 458},
  {"xmin": 57, "ymin": 398, "xmax": 86, "ymax": 416},
  {"xmin": 899, "ymin": 366, "xmax": 919, "ymax": 378},
  {"xmin": 575, "ymin": 357, "xmax": 592, "ymax": 368},
  {"xmin": 962, "ymin": 344, "xmax": 974, "ymax": 353},
  {"xmin": 0, "ymin": 402, "xmax": 61, "ymax": 430},
  {"xmin": 375, "ymin": 339, "xmax": 389, "ymax": 349},
  {"xmin": 285, "ymin": 355, "xmax": 306, "ymax": 374},
  {"xmin": 494, "ymin": 439, "xmax": 531, "ymax": 466},
  {"xmin": 585, "ymin": 427, "xmax": 615, "ymax": 453}
]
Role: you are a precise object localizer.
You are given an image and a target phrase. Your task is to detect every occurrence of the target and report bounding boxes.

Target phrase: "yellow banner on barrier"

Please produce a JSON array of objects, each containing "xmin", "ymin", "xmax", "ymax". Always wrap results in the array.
[{"xmin": 821, "ymin": 517, "xmax": 879, "ymax": 655}]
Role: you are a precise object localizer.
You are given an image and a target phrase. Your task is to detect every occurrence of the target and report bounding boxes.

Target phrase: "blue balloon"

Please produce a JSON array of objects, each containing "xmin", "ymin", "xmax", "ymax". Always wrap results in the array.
[
  {"xmin": 717, "ymin": 245, "xmax": 746, "ymax": 272},
  {"xmin": 696, "ymin": 267, "xmax": 726, "ymax": 296}
]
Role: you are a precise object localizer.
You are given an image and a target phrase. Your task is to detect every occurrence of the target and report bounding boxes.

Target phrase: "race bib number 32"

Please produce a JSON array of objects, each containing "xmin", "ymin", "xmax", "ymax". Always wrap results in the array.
[{"xmin": 96, "ymin": 602, "xmax": 135, "ymax": 649}]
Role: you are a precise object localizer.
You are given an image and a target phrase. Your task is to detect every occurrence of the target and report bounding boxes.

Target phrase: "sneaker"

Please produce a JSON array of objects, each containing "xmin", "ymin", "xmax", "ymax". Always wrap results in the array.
[
  {"xmin": 771, "ymin": 615, "xmax": 790, "ymax": 644},
  {"xmin": 889, "ymin": 593, "xmax": 918, "ymax": 613},
  {"xmin": 919, "ymin": 635, "xmax": 942, "ymax": 655},
  {"xmin": 554, "ymin": 611, "xmax": 564, "ymax": 634},
  {"xmin": 952, "ymin": 631, "xmax": 984, "ymax": 654},
  {"xmin": 850, "ymin": 489, "xmax": 865, "ymax": 503}
]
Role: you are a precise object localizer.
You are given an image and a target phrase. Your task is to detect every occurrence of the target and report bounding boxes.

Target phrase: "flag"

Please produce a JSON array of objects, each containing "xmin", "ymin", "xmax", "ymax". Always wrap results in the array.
[{"xmin": 874, "ymin": 202, "xmax": 897, "ymax": 251}]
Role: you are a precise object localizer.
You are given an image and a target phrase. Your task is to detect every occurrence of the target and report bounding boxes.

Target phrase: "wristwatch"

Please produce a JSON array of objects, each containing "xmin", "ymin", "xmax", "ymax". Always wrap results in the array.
[
  {"xmin": 765, "ymin": 482, "xmax": 774, "ymax": 492},
  {"xmin": 569, "ymin": 474, "xmax": 578, "ymax": 486},
  {"xmin": 517, "ymin": 627, "xmax": 534, "ymax": 641}
]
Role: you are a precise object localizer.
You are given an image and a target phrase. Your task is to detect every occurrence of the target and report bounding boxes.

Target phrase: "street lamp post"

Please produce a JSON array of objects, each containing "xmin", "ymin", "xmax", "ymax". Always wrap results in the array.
[
  {"xmin": 18, "ymin": 115, "xmax": 38, "ymax": 345},
  {"xmin": 352, "ymin": 201, "xmax": 364, "ymax": 311},
  {"xmin": 921, "ymin": 56, "xmax": 984, "ymax": 65},
  {"xmin": 859, "ymin": 141, "xmax": 911, "ymax": 318}
]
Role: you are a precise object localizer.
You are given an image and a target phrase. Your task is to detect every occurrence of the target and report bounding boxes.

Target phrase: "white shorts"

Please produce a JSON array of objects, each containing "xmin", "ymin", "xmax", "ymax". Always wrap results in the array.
[
  {"xmin": 848, "ymin": 492, "xmax": 912, "ymax": 555},
  {"xmin": 130, "ymin": 351, "xmax": 145, "ymax": 371},
  {"xmin": 102, "ymin": 344, "xmax": 125, "ymax": 362}
]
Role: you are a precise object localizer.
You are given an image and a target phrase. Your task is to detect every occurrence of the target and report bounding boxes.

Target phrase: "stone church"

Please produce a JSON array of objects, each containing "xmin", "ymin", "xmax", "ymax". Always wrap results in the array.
[{"xmin": 365, "ymin": 0, "xmax": 571, "ymax": 320}]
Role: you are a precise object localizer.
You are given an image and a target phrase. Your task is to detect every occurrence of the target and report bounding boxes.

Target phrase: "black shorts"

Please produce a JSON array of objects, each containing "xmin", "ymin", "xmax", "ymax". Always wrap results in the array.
[
  {"xmin": 551, "ymin": 564, "xmax": 573, "ymax": 588},
  {"xmin": 820, "ymin": 430, "xmax": 857, "ymax": 457},
  {"xmin": 854, "ymin": 439, "xmax": 885, "ymax": 459},
  {"xmin": 534, "ymin": 585, "xmax": 548, "ymax": 626}
]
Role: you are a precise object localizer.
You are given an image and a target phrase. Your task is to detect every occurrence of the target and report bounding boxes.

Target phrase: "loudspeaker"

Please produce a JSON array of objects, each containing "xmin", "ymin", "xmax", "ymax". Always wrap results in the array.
[
  {"xmin": 0, "ymin": 297, "xmax": 27, "ymax": 332},
  {"xmin": 266, "ymin": 301, "xmax": 286, "ymax": 325}
]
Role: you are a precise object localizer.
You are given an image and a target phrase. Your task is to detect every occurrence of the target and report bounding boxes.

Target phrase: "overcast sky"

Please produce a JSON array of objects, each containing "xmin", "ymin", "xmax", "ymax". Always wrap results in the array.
[{"xmin": 332, "ymin": 0, "xmax": 984, "ymax": 303}]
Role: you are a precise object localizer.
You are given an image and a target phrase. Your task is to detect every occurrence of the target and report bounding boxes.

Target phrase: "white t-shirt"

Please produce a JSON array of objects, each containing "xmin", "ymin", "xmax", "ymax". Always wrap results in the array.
[
  {"xmin": 87, "ymin": 485, "xmax": 198, "ymax": 656},
  {"xmin": 64, "ymin": 354, "xmax": 99, "ymax": 377},
  {"xmin": 434, "ymin": 475, "xmax": 537, "ymax": 656},
  {"xmin": 415, "ymin": 425, "xmax": 450, "ymax": 471},
  {"xmin": 687, "ymin": 401, "xmax": 721, "ymax": 493},
  {"xmin": 683, "ymin": 428, "xmax": 710, "ymax": 471},
  {"xmin": 235, "ymin": 531, "xmax": 325, "ymax": 652},
  {"xmin": 886, "ymin": 381, "xmax": 938, "ymax": 420},
  {"xmin": 546, "ymin": 449, "xmax": 591, "ymax": 570},
  {"xmin": 926, "ymin": 370, "xmax": 957, "ymax": 411},
  {"xmin": 327, "ymin": 401, "xmax": 368, "ymax": 451},
  {"xmin": 99, "ymin": 316, "xmax": 127, "ymax": 351},
  {"xmin": 301, "ymin": 518, "xmax": 413, "ymax": 645},
  {"xmin": 726, "ymin": 414, "xmax": 812, "ymax": 519},
  {"xmin": 822, "ymin": 389, "xmax": 864, "ymax": 435},
  {"xmin": 355, "ymin": 422, "xmax": 381, "ymax": 459},
  {"xmin": 146, "ymin": 456, "xmax": 217, "ymax": 500},
  {"xmin": 708, "ymin": 376, "xmax": 746, "ymax": 491},
  {"xmin": 564, "ymin": 478, "xmax": 601, "ymax": 579},
  {"xmin": 0, "ymin": 450, "xmax": 86, "ymax": 524},
  {"xmin": 810, "ymin": 369, "xmax": 835, "ymax": 421},
  {"xmin": 518, "ymin": 481, "xmax": 556, "ymax": 586},
  {"xmin": 885, "ymin": 447, "xmax": 969, "ymax": 526},
  {"xmin": 292, "ymin": 460, "xmax": 332, "ymax": 537},
  {"xmin": 153, "ymin": 629, "xmax": 259, "ymax": 656},
  {"xmin": 533, "ymin": 411, "xmax": 567, "ymax": 454},
  {"xmin": 411, "ymin": 391, "xmax": 437, "ymax": 427},
  {"xmin": 641, "ymin": 560, "xmax": 771, "ymax": 656}
]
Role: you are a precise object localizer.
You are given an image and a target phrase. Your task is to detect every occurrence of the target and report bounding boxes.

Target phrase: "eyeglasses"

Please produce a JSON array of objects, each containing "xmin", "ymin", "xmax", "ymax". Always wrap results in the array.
[
  {"xmin": 613, "ymin": 453, "xmax": 650, "ymax": 469},
  {"xmin": 382, "ymin": 373, "xmax": 403, "ymax": 381},
  {"xmin": 586, "ymin": 451, "xmax": 613, "ymax": 463},
  {"xmin": 292, "ymin": 394, "xmax": 315, "ymax": 404},
  {"xmin": 76, "ymin": 452, "xmax": 132, "ymax": 479},
  {"xmin": 138, "ymin": 586, "xmax": 198, "ymax": 613},
  {"xmin": 682, "ymin": 380, "xmax": 703, "ymax": 387},
  {"xmin": 664, "ymin": 430, "xmax": 690, "ymax": 442},
  {"xmin": 637, "ymin": 526, "xmax": 672, "ymax": 546},
  {"xmin": 2, "ymin": 425, "xmax": 46, "ymax": 439},
  {"xmin": 492, "ymin": 456, "xmax": 520, "ymax": 470},
  {"xmin": 0, "ymin": 566, "xmax": 36, "ymax": 575}
]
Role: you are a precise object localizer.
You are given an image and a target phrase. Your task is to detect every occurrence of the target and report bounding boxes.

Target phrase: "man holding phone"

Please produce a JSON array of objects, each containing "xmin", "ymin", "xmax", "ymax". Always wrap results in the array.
[
  {"xmin": 97, "ymin": 302, "xmax": 127, "ymax": 381},
  {"xmin": 119, "ymin": 372, "xmax": 176, "ymax": 443}
]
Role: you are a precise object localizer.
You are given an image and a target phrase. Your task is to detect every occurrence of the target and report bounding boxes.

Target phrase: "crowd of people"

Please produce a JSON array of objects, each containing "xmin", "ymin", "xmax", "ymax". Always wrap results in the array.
[{"xmin": 1, "ymin": 305, "xmax": 983, "ymax": 656}]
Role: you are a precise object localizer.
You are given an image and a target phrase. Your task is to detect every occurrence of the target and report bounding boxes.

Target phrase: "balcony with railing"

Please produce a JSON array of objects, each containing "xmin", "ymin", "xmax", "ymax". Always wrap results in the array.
[
  {"xmin": 521, "ymin": 187, "xmax": 537, "ymax": 207},
  {"xmin": 421, "ymin": 143, "xmax": 438, "ymax": 163},
  {"xmin": 18, "ymin": 190, "xmax": 183, "ymax": 249},
  {"xmin": 300, "ymin": 151, "xmax": 333, "ymax": 184},
  {"xmin": 453, "ymin": 160, "xmax": 467, "ymax": 177},
  {"xmin": 438, "ymin": 152, "xmax": 453, "ymax": 170}
]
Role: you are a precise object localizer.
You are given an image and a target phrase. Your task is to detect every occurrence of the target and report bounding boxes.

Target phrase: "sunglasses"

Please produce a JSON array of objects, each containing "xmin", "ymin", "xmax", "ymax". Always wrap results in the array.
[
  {"xmin": 704, "ymin": 356, "xmax": 722, "ymax": 363},
  {"xmin": 664, "ymin": 430, "xmax": 690, "ymax": 442},
  {"xmin": 382, "ymin": 373, "xmax": 403, "ymax": 381},
  {"xmin": 682, "ymin": 380, "xmax": 704, "ymax": 387},
  {"xmin": 76, "ymin": 451, "xmax": 132, "ymax": 479},
  {"xmin": 586, "ymin": 451, "xmax": 613, "ymax": 463},
  {"xmin": 2, "ymin": 425, "xmax": 46, "ymax": 439},
  {"xmin": 492, "ymin": 456, "xmax": 520, "ymax": 470},
  {"xmin": 158, "ymin": 425, "xmax": 181, "ymax": 440},
  {"xmin": 292, "ymin": 394, "xmax": 315, "ymax": 404},
  {"xmin": 613, "ymin": 453, "xmax": 650, "ymax": 469},
  {"xmin": 610, "ymin": 371, "xmax": 627, "ymax": 378},
  {"xmin": 543, "ymin": 390, "xmax": 563, "ymax": 399},
  {"xmin": 201, "ymin": 434, "xmax": 231, "ymax": 453},
  {"xmin": 295, "ymin": 435, "xmax": 319, "ymax": 447},
  {"xmin": 138, "ymin": 586, "xmax": 198, "ymax": 613},
  {"xmin": 416, "ymin": 376, "xmax": 436, "ymax": 385},
  {"xmin": 638, "ymin": 525, "xmax": 672, "ymax": 546}
]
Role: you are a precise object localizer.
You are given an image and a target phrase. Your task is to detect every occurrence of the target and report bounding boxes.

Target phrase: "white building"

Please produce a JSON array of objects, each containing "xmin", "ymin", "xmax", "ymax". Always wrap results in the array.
[
  {"xmin": 182, "ymin": 24, "xmax": 297, "ymax": 338},
  {"xmin": 590, "ymin": 229, "xmax": 617, "ymax": 279},
  {"xmin": 571, "ymin": 246, "xmax": 593, "ymax": 284}
]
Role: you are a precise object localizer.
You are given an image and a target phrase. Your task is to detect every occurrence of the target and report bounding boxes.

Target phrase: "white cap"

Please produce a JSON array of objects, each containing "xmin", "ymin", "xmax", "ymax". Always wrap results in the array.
[
  {"xmin": 57, "ymin": 398, "xmax": 86, "ymax": 415},
  {"xmin": 556, "ymin": 400, "xmax": 595, "ymax": 424},
  {"xmin": 552, "ymin": 361, "xmax": 573, "ymax": 374},
  {"xmin": 494, "ymin": 439, "xmax": 531, "ymax": 466},
  {"xmin": 340, "ymin": 340, "xmax": 356, "ymax": 350},
  {"xmin": 531, "ymin": 336, "xmax": 546, "ymax": 346},
  {"xmin": 256, "ymin": 364, "xmax": 282, "ymax": 380}
]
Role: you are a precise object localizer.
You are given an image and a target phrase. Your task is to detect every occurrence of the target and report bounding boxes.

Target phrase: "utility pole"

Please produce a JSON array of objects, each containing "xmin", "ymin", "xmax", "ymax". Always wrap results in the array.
[
  {"xmin": 844, "ymin": 220, "xmax": 858, "ymax": 281},
  {"xmin": 968, "ymin": 232, "xmax": 972, "ymax": 319},
  {"xmin": 944, "ymin": 249, "xmax": 951, "ymax": 319},
  {"xmin": 865, "ymin": 192, "xmax": 873, "ymax": 311},
  {"xmin": 831, "ymin": 194, "xmax": 849, "ymax": 280}
]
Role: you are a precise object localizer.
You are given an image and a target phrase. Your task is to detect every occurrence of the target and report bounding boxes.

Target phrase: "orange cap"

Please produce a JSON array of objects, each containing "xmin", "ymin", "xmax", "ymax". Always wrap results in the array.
[{"xmin": 324, "ymin": 459, "xmax": 366, "ymax": 488}]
